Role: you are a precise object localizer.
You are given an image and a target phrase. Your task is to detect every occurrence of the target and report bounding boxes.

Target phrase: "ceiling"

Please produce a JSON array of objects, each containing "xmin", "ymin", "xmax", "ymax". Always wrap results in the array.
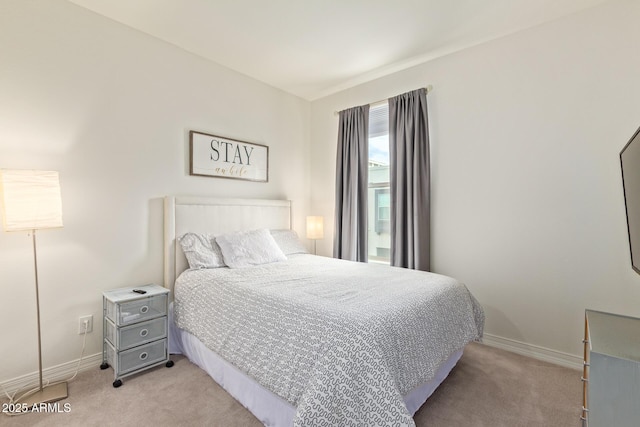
[{"xmin": 68, "ymin": 0, "xmax": 609, "ymax": 101}]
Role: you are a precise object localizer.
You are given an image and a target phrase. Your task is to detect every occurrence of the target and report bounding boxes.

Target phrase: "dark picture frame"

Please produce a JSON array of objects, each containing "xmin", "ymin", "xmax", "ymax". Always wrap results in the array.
[{"xmin": 190, "ymin": 130, "xmax": 269, "ymax": 182}]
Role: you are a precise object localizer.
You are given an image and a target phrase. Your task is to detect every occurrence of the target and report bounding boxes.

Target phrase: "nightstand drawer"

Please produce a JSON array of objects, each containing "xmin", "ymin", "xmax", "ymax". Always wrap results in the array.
[
  {"xmin": 106, "ymin": 317, "xmax": 167, "ymax": 351},
  {"xmin": 106, "ymin": 294, "xmax": 167, "ymax": 326},
  {"xmin": 106, "ymin": 339, "xmax": 167, "ymax": 376}
]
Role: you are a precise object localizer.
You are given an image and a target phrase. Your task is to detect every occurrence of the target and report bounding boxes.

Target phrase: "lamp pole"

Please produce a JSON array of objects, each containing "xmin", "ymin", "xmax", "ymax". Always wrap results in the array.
[{"xmin": 32, "ymin": 229, "xmax": 44, "ymax": 392}]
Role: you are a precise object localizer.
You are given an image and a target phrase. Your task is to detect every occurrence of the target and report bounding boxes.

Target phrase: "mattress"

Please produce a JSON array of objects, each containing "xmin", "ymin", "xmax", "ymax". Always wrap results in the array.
[{"xmin": 173, "ymin": 254, "xmax": 484, "ymax": 426}]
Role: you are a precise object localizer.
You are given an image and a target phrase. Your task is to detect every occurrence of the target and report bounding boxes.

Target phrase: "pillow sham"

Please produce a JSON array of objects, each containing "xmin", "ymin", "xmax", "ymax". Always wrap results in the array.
[
  {"xmin": 270, "ymin": 229, "xmax": 308, "ymax": 255},
  {"xmin": 178, "ymin": 232, "xmax": 226, "ymax": 269},
  {"xmin": 216, "ymin": 228, "xmax": 287, "ymax": 268}
]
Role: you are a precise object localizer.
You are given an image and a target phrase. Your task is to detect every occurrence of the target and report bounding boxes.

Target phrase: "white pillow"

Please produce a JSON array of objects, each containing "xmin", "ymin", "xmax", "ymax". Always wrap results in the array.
[
  {"xmin": 270, "ymin": 229, "xmax": 308, "ymax": 255},
  {"xmin": 178, "ymin": 233, "xmax": 226, "ymax": 269},
  {"xmin": 217, "ymin": 229, "xmax": 287, "ymax": 268}
]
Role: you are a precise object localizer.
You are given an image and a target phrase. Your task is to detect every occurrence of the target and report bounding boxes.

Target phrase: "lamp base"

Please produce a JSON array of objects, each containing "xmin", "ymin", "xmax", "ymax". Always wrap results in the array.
[{"xmin": 15, "ymin": 382, "xmax": 68, "ymax": 407}]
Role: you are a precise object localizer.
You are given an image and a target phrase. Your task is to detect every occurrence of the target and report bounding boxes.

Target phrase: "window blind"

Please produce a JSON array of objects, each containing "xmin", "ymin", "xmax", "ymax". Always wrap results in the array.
[{"xmin": 368, "ymin": 103, "xmax": 388, "ymax": 139}]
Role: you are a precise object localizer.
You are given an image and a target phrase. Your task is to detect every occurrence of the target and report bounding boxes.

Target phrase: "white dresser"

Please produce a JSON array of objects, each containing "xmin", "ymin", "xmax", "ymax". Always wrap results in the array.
[
  {"xmin": 100, "ymin": 284, "xmax": 173, "ymax": 387},
  {"xmin": 582, "ymin": 309, "xmax": 640, "ymax": 427}
]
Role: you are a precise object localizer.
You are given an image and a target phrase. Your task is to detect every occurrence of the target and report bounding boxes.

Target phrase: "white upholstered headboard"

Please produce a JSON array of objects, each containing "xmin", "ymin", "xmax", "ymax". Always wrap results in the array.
[{"xmin": 163, "ymin": 196, "xmax": 292, "ymax": 292}]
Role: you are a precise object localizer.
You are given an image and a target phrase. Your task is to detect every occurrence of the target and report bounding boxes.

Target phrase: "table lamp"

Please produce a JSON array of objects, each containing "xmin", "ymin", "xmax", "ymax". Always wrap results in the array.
[{"xmin": 306, "ymin": 216, "xmax": 324, "ymax": 255}]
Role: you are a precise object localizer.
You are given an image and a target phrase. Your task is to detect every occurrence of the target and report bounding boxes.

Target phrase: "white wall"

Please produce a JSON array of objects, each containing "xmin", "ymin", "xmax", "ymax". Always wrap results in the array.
[
  {"xmin": 0, "ymin": 0, "xmax": 310, "ymax": 383},
  {"xmin": 310, "ymin": 0, "xmax": 640, "ymax": 359}
]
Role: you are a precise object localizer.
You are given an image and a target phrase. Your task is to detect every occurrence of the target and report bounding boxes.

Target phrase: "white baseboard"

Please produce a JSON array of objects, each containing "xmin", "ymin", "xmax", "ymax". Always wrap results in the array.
[
  {"xmin": 481, "ymin": 333, "xmax": 582, "ymax": 370},
  {"xmin": 0, "ymin": 352, "xmax": 102, "ymax": 397},
  {"xmin": 1, "ymin": 336, "xmax": 582, "ymax": 397}
]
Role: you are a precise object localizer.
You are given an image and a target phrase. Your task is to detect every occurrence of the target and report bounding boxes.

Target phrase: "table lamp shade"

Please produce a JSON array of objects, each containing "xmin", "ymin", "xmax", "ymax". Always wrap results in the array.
[
  {"xmin": 0, "ymin": 170, "xmax": 63, "ymax": 231},
  {"xmin": 306, "ymin": 216, "xmax": 324, "ymax": 240}
]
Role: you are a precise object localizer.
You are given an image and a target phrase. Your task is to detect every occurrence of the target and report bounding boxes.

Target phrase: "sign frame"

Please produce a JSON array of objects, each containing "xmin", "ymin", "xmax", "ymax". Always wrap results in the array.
[{"xmin": 189, "ymin": 130, "xmax": 268, "ymax": 182}]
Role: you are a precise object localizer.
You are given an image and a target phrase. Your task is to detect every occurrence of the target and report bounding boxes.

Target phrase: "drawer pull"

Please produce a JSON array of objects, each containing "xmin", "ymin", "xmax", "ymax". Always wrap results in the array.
[
  {"xmin": 140, "ymin": 329, "xmax": 149, "ymax": 337},
  {"xmin": 139, "ymin": 352, "xmax": 148, "ymax": 361},
  {"xmin": 140, "ymin": 305, "xmax": 149, "ymax": 314}
]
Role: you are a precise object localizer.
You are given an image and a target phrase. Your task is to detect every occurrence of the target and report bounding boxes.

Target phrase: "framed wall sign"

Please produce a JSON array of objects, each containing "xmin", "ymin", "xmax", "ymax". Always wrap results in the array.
[{"xmin": 189, "ymin": 131, "xmax": 268, "ymax": 182}]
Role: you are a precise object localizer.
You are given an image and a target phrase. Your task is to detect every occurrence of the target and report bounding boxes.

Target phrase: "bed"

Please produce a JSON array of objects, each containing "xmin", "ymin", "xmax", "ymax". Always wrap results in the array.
[{"xmin": 164, "ymin": 196, "xmax": 484, "ymax": 427}]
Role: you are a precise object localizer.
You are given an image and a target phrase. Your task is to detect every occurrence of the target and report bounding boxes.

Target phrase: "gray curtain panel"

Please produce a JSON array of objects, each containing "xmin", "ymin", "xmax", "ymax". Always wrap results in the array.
[
  {"xmin": 333, "ymin": 104, "xmax": 370, "ymax": 262},
  {"xmin": 389, "ymin": 88, "xmax": 430, "ymax": 271}
]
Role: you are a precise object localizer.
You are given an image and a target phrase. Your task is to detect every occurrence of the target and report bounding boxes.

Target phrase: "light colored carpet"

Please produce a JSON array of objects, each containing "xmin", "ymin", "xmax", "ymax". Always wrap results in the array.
[{"xmin": 1, "ymin": 342, "xmax": 582, "ymax": 426}]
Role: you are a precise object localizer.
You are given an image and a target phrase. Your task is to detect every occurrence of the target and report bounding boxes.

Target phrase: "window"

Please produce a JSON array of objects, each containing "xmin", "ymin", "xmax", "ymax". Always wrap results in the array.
[
  {"xmin": 368, "ymin": 103, "xmax": 390, "ymax": 263},
  {"xmin": 375, "ymin": 188, "xmax": 390, "ymax": 233}
]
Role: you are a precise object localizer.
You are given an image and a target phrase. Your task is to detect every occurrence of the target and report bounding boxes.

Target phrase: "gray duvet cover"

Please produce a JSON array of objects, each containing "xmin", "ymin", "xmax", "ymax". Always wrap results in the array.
[{"xmin": 174, "ymin": 254, "xmax": 484, "ymax": 427}]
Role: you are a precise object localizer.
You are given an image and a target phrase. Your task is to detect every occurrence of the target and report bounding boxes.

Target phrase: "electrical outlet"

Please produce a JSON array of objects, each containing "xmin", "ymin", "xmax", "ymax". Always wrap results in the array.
[{"xmin": 78, "ymin": 315, "xmax": 93, "ymax": 334}]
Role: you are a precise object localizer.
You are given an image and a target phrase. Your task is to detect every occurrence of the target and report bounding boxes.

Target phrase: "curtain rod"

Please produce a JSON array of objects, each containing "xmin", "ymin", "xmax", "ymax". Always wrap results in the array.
[{"xmin": 333, "ymin": 85, "xmax": 433, "ymax": 116}]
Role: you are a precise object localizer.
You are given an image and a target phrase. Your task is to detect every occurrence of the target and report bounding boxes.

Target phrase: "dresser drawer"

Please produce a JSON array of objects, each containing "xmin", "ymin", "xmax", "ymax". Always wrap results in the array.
[
  {"xmin": 106, "ymin": 317, "xmax": 167, "ymax": 351},
  {"xmin": 106, "ymin": 339, "xmax": 167, "ymax": 376},
  {"xmin": 106, "ymin": 294, "xmax": 167, "ymax": 326}
]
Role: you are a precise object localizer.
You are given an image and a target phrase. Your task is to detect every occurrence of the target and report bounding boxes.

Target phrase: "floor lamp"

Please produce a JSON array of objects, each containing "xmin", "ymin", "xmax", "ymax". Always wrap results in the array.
[
  {"xmin": 0, "ymin": 169, "xmax": 68, "ymax": 405},
  {"xmin": 306, "ymin": 216, "xmax": 324, "ymax": 255}
]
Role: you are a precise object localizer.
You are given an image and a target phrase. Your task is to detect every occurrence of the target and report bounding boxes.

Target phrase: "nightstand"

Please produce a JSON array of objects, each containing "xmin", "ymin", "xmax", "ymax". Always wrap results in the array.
[{"xmin": 100, "ymin": 284, "xmax": 173, "ymax": 387}]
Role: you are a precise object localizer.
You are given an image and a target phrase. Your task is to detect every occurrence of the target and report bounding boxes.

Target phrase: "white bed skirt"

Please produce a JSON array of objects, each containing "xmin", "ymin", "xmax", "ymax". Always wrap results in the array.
[{"xmin": 169, "ymin": 305, "xmax": 462, "ymax": 426}]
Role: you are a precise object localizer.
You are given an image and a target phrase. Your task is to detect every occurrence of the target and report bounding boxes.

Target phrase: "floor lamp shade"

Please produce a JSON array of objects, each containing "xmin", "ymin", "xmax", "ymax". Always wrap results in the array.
[{"xmin": 0, "ymin": 170, "xmax": 63, "ymax": 231}]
